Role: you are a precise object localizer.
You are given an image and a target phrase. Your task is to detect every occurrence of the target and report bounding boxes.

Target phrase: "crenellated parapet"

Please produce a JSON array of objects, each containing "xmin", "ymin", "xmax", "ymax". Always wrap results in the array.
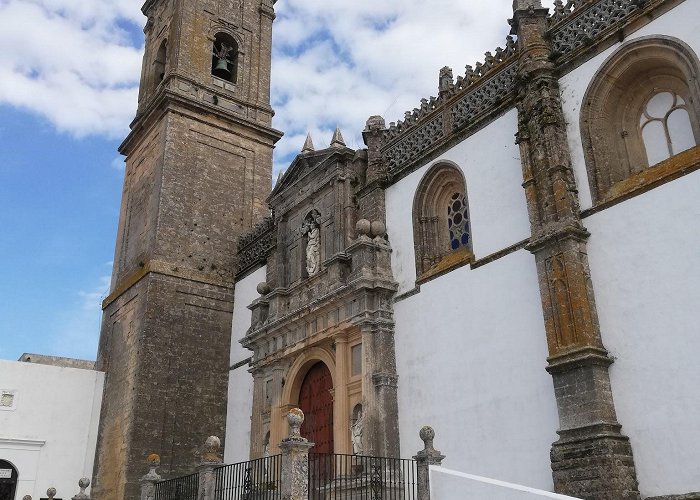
[
  {"xmin": 548, "ymin": 0, "xmax": 657, "ymax": 60},
  {"xmin": 378, "ymin": 34, "xmax": 520, "ymax": 180},
  {"xmin": 374, "ymin": 0, "xmax": 669, "ymax": 183}
]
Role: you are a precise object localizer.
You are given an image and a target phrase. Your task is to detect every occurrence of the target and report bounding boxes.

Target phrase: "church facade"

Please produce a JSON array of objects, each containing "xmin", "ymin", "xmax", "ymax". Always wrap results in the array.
[
  {"xmin": 83, "ymin": 0, "xmax": 700, "ymax": 499},
  {"xmin": 224, "ymin": 1, "xmax": 700, "ymax": 499}
]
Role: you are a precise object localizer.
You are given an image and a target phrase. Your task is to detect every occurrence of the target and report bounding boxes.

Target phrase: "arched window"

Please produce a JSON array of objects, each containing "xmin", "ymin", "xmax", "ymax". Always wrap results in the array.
[
  {"xmin": 581, "ymin": 36, "xmax": 700, "ymax": 203},
  {"xmin": 212, "ymin": 33, "xmax": 239, "ymax": 83},
  {"xmin": 0, "ymin": 460, "xmax": 18, "ymax": 500},
  {"xmin": 154, "ymin": 39, "xmax": 167, "ymax": 83},
  {"xmin": 413, "ymin": 163, "xmax": 473, "ymax": 279}
]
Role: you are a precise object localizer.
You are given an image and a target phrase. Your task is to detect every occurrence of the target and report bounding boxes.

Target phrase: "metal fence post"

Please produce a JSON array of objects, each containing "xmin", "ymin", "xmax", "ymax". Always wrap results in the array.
[
  {"xmin": 197, "ymin": 436, "xmax": 224, "ymax": 500},
  {"xmin": 413, "ymin": 426, "xmax": 445, "ymax": 500},
  {"xmin": 280, "ymin": 408, "xmax": 314, "ymax": 500},
  {"xmin": 71, "ymin": 478, "xmax": 91, "ymax": 500},
  {"xmin": 140, "ymin": 454, "xmax": 162, "ymax": 500}
]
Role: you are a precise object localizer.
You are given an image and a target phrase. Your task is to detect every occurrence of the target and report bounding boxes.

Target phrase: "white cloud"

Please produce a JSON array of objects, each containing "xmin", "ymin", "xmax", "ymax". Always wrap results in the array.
[
  {"xmin": 0, "ymin": 0, "xmax": 143, "ymax": 137},
  {"xmin": 0, "ymin": 0, "xmax": 556, "ymax": 164}
]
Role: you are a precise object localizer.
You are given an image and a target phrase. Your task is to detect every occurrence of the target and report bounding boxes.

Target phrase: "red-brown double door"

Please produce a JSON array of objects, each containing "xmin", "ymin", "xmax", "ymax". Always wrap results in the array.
[{"xmin": 298, "ymin": 362, "xmax": 334, "ymax": 453}]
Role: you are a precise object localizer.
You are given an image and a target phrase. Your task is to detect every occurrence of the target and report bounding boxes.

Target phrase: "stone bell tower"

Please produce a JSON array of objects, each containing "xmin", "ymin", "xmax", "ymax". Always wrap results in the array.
[{"xmin": 92, "ymin": 0, "xmax": 282, "ymax": 498}]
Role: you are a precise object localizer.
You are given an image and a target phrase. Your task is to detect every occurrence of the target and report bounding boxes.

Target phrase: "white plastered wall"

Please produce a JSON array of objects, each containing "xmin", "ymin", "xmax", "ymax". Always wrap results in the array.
[
  {"xmin": 0, "ymin": 360, "xmax": 104, "ymax": 500},
  {"xmin": 386, "ymin": 109, "xmax": 531, "ymax": 294},
  {"xmin": 559, "ymin": 3, "xmax": 700, "ymax": 496},
  {"xmin": 585, "ymin": 172, "xmax": 700, "ymax": 496},
  {"xmin": 386, "ymin": 110, "xmax": 559, "ymax": 489},
  {"xmin": 224, "ymin": 265, "xmax": 266, "ymax": 464}
]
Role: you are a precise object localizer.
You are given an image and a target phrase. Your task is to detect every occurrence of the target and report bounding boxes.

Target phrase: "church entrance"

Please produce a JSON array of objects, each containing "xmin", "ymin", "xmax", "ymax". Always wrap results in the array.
[
  {"xmin": 0, "ymin": 460, "xmax": 18, "ymax": 500},
  {"xmin": 298, "ymin": 362, "xmax": 334, "ymax": 453}
]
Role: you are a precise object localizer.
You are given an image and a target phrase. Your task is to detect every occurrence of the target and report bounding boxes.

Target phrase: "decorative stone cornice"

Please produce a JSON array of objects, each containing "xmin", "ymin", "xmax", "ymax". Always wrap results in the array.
[{"xmin": 237, "ymin": 216, "xmax": 277, "ymax": 278}]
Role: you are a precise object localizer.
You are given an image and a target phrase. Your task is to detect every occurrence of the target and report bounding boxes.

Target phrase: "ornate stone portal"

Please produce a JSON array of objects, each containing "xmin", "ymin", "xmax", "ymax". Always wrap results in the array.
[{"xmin": 240, "ymin": 136, "xmax": 401, "ymax": 460}]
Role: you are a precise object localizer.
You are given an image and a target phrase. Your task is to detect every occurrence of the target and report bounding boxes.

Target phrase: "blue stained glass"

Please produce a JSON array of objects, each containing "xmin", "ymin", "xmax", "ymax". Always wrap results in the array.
[
  {"xmin": 449, "ymin": 230, "xmax": 454, "ymax": 239},
  {"xmin": 451, "ymin": 239, "xmax": 460, "ymax": 250},
  {"xmin": 448, "ymin": 219, "xmax": 452, "ymax": 227},
  {"xmin": 461, "ymin": 233, "xmax": 469, "ymax": 245}
]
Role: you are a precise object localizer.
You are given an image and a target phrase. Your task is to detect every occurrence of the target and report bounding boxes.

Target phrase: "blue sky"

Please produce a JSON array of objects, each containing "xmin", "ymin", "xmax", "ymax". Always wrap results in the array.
[{"xmin": 0, "ymin": 0, "xmax": 536, "ymax": 361}]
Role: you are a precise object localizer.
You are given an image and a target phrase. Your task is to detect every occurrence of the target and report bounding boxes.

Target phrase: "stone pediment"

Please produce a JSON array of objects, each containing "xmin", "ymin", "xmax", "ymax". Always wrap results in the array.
[{"xmin": 269, "ymin": 146, "xmax": 355, "ymax": 203}]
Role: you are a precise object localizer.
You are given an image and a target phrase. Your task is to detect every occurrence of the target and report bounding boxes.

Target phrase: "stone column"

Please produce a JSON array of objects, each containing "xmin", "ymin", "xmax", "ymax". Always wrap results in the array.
[
  {"xmin": 279, "ymin": 408, "xmax": 314, "ymax": 500},
  {"xmin": 510, "ymin": 1, "xmax": 640, "ymax": 499},
  {"xmin": 71, "ymin": 478, "xmax": 91, "ymax": 500},
  {"xmin": 140, "ymin": 454, "xmax": 162, "ymax": 500},
  {"xmin": 413, "ymin": 427, "xmax": 445, "ymax": 500},
  {"xmin": 250, "ymin": 370, "xmax": 266, "ymax": 458},
  {"xmin": 197, "ymin": 436, "xmax": 224, "ymax": 500},
  {"xmin": 334, "ymin": 334, "xmax": 351, "ymax": 454}
]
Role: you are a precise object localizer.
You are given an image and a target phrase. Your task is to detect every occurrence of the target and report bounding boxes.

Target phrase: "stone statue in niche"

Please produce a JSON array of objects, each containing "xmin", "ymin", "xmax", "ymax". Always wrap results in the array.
[
  {"xmin": 351, "ymin": 404, "xmax": 364, "ymax": 455},
  {"xmin": 302, "ymin": 210, "xmax": 322, "ymax": 276}
]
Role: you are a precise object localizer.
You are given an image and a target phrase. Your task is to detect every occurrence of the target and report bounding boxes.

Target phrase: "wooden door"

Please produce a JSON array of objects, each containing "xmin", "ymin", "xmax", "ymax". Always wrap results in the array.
[
  {"xmin": 0, "ymin": 460, "xmax": 17, "ymax": 500},
  {"xmin": 298, "ymin": 362, "xmax": 334, "ymax": 453}
]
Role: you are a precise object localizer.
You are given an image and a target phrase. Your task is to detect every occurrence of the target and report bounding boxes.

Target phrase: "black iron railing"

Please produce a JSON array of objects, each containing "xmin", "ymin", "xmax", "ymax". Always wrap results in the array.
[
  {"xmin": 308, "ymin": 453, "xmax": 417, "ymax": 500},
  {"xmin": 154, "ymin": 472, "xmax": 199, "ymax": 500},
  {"xmin": 215, "ymin": 454, "xmax": 282, "ymax": 500}
]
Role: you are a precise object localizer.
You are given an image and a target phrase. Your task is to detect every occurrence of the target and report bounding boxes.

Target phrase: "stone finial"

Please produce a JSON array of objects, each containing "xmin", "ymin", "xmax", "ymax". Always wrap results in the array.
[
  {"xmin": 413, "ymin": 426, "xmax": 445, "ymax": 465},
  {"xmin": 257, "ymin": 282, "xmax": 271, "ymax": 295},
  {"xmin": 285, "ymin": 408, "xmax": 305, "ymax": 441},
  {"xmin": 439, "ymin": 66, "xmax": 454, "ymax": 94},
  {"xmin": 365, "ymin": 115, "xmax": 386, "ymax": 131},
  {"xmin": 370, "ymin": 221, "xmax": 386, "ymax": 238},
  {"xmin": 201, "ymin": 436, "xmax": 223, "ymax": 463},
  {"xmin": 301, "ymin": 133, "xmax": 315, "ymax": 153},
  {"xmin": 356, "ymin": 219, "xmax": 371, "ymax": 237},
  {"xmin": 47, "ymin": 488, "xmax": 57, "ymax": 500},
  {"xmin": 22, "ymin": 496, "xmax": 32, "ymax": 500},
  {"xmin": 330, "ymin": 127, "xmax": 346, "ymax": 148},
  {"xmin": 513, "ymin": 0, "xmax": 543, "ymax": 11},
  {"xmin": 72, "ymin": 478, "xmax": 90, "ymax": 500}
]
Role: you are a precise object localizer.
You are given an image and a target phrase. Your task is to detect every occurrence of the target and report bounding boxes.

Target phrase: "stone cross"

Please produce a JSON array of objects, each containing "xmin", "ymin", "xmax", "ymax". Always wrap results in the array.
[{"xmin": 413, "ymin": 426, "xmax": 445, "ymax": 500}]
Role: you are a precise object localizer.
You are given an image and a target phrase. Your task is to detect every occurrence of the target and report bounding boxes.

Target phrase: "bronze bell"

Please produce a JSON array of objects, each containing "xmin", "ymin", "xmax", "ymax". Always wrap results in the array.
[{"xmin": 213, "ymin": 58, "xmax": 231, "ymax": 79}]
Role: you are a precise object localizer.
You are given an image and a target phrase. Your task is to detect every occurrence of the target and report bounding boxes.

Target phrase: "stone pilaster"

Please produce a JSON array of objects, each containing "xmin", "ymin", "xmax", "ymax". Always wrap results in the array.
[
  {"xmin": 279, "ymin": 409, "xmax": 314, "ymax": 500},
  {"xmin": 197, "ymin": 436, "xmax": 224, "ymax": 500},
  {"xmin": 334, "ymin": 334, "xmax": 352, "ymax": 454},
  {"xmin": 510, "ymin": 1, "xmax": 640, "ymax": 498},
  {"xmin": 348, "ymin": 223, "xmax": 400, "ymax": 458},
  {"xmin": 413, "ymin": 426, "xmax": 445, "ymax": 500}
]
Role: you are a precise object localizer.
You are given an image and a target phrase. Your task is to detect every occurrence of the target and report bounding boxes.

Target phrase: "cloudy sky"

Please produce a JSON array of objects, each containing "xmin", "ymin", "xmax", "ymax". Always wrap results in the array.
[{"xmin": 0, "ymin": 0, "xmax": 554, "ymax": 361}]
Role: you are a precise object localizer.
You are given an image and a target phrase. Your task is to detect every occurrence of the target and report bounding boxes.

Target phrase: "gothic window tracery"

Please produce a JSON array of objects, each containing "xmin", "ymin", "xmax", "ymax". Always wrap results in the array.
[
  {"xmin": 581, "ymin": 37, "xmax": 700, "ymax": 203},
  {"xmin": 413, "ymin": 163, "xmax": 473, "ymax": 279}
]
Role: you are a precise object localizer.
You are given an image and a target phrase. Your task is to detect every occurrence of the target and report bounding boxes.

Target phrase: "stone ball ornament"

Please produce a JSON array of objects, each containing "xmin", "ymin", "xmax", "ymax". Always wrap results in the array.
[
  {"xmin": 356, "ymin": 219, "xmax": 371, "ymax": 236},
  {"xmin": 256, "ymin": 282, "xmax": 271, "ymax": 295},
  {"xmin": 419, "ymin": 425, "xmax": 435, "ymax": 444},
  {"xmin": 370, "ymin": 220, "xmax": 386, "ymax": 238},
  {"xmin": 78, "ymin": 478, "xmax": 90, "ymax": 489},
  {"xmin": 287, "ymin": 407, "xmax": 305, "ymax": 440},
  {"xmin": 46, "ymin": 487, "xmax": 57, "ymax": 499}
]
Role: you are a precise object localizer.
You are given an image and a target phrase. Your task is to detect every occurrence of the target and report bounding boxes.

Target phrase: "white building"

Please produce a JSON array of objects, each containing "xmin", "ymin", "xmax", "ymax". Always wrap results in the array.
[
  {"xmin": 226, "ymin": 1, "xmax": 700, "ymax": 499},
  {"xmin": 0, "ymin": 357, "xmax": 103, "ymax": 500}
]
